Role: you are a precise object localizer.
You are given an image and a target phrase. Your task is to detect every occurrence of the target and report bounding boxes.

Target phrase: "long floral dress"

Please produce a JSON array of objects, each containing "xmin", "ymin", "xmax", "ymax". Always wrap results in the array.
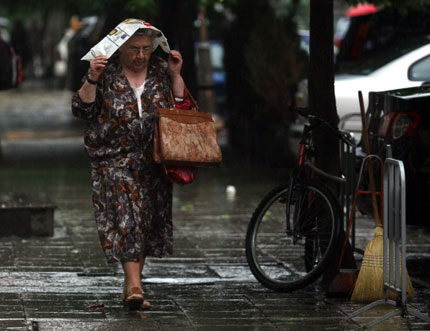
[{"xmin": 72, "ymin": 55, "xmax": 176, "ymax": 263}]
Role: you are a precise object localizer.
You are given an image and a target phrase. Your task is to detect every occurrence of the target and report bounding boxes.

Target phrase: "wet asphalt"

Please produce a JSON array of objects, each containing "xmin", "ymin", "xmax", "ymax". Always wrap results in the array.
[{"xmin": 0, "ymin": 80, "xmax": 429, "ymax": 330}]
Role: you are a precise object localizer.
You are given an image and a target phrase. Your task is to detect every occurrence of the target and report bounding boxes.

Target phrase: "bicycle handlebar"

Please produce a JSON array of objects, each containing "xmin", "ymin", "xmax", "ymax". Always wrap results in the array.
[{"xmin": 292, "ymin": 107, "xmax": 355, "ymax": 146}]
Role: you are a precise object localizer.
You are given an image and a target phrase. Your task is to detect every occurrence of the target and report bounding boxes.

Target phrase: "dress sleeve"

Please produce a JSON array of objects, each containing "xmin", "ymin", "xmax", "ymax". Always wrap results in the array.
[{"xmin": 71, "ymin": 91, "xmax": 98, "ymax": 120}]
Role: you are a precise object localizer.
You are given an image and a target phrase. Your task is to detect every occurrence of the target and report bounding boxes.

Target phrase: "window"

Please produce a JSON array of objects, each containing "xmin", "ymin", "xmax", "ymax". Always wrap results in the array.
[{"xmin": 408, "ymin": 56, "xmax": 430, "ymax": 82}]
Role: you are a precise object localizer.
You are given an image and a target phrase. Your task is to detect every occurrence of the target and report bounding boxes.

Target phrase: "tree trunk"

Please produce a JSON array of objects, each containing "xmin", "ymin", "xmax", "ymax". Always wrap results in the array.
[
  {"xmin": 308, "ymin": 0, "xmax": 339, "ymax": 182},
  {"xmin": 309, "ymin": 0, "xmax": 356, "ymax": 286}
]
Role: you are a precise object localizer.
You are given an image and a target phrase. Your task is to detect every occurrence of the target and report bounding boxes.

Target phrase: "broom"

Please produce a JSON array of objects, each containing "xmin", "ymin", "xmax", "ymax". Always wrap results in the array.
[{"xmin": 351, "ymin": 91, "xmax": 414, "ymax": 302}]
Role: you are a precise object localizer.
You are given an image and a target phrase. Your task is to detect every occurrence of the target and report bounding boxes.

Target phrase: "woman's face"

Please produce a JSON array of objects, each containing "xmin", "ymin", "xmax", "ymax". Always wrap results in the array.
[{"xmin": 120, "ymin": 35, "xmax": 153, "ymax": 73}]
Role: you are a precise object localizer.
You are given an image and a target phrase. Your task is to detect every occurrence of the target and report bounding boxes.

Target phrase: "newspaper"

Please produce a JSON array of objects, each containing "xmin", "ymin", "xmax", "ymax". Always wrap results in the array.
[{"xmin": 81, "ymin": 18, "xmax": 170, "ymax": 61}]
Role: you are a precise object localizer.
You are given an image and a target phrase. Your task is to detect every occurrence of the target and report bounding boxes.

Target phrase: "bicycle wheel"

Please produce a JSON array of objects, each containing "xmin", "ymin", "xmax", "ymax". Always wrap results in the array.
[{"xmin": 246, "ymin": 179, "xmax": 341, "ymax": 292}]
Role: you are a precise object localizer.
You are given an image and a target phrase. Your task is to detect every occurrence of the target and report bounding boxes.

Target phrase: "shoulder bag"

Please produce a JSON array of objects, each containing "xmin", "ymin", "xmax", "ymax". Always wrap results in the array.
[{"xmin": 153, "ymin": 90, "xmax": 222, "ymax": 169}]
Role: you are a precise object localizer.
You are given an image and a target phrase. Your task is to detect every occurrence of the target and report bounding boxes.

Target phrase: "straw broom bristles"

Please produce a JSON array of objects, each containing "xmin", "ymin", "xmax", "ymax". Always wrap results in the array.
[
  {"xmin": 351, "ymin": 227, "xmax": 384, "ymax": 302},
  {"xmin": 351, "ymin": 226, "xmax": 415, "ymax": 302}
]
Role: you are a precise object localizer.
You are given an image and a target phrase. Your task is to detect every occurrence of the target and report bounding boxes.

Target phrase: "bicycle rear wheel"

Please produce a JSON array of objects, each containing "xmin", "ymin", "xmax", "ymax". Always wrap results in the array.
[{"xmin": 246, "ymin": 179, "xmax": 341, "ymax": 292}]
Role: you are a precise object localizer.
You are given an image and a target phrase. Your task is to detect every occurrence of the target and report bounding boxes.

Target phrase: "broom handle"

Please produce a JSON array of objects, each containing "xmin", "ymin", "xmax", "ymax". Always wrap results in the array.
[{"xmin": 359, "ymin": 91, "xmax": 381, "ymax": 226}]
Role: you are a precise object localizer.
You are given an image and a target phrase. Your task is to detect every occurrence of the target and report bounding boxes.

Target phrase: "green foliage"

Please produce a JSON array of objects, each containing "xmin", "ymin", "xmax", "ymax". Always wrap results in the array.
[
  {"xmin": 124, "ymin": 0, "xmax": 158, "ymax": 17},
  {"xmin": 199, "ymin": 0, "xmax": 238, "ymax": 6},
  {"xmin": 0, "ymin": 0, "xmax": 159, "ymax": 19},
  {"xmin": 0, "ymin": 0, "xmax": 98, "ymax": 17}
]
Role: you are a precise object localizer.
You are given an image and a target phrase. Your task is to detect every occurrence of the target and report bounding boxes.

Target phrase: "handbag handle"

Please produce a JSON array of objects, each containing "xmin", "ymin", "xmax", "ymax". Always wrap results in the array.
[{"xmin": 169, "ymin": 87, "xmax": 198, "ymax": 110}]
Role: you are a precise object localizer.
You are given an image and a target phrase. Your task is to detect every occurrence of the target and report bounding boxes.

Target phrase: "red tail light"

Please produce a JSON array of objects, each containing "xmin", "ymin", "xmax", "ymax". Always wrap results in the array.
[{"xmin": 378, "ymin": 112, "xmax": 420, "ymax": 139}]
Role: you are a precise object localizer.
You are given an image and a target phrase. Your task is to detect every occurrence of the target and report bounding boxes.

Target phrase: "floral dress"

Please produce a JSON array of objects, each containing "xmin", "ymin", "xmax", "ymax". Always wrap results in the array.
[{"xmin": 72, "ymin": 55, "xmax": 177, "ymax": 263}]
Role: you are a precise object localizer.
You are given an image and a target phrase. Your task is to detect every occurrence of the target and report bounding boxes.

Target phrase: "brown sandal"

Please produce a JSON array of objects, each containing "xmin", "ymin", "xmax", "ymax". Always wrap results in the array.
[
  {"xmin": 141, "ymin": 299, "xmax": 151, "ymax": 310},
  {"xmin": 125, "ymin": 287, "xmax": 144, "ymax": 311}
]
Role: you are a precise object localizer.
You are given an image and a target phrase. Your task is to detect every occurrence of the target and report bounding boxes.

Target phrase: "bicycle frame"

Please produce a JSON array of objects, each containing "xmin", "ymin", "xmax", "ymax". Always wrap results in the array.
[
  {"xmin": 285, "ymin": 112, "xmax": 355, "ymax": 240},
  {"xmin": 285, "ymin": 124, "xmax": 315, "ymax": 238}
]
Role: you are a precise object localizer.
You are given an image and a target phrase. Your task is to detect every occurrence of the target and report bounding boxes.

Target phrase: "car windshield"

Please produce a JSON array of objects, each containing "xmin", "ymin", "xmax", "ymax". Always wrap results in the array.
[{"xmin": 335, "ymin": 37, "xmax": 429, "ymax": 75}]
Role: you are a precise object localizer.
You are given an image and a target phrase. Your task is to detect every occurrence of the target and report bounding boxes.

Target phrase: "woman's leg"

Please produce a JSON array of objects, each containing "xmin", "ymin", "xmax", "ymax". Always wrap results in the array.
[
  {"xmin": 122, "ymin": 261, "xmax": 143, "ymax": 310},
  {"xmin": 122, "ymin": 256, "xmax": 145, "ymax": 293},
  {"xmin": 139, "ymin": 256, "xmax": 151, "ymax": 309},
  {"xmin": 140, "ymin": 256, "xmax": 145, "ymax": 275},
  {"xmin": 123, "ymin": 261, "xmax": 142, "ymax": 290},
  {"xmin": 122, "ymin": 257, "xmax": 151, "ymax": 309}
]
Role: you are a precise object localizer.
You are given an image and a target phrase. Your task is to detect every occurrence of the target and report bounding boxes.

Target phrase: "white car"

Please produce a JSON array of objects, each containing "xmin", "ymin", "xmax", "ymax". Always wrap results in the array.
[
  {"xmin": 296, "ymin": 42, "xmax": 430, "ymax": 136},
  {"xmin": 335, "ymin": 42, "xmax": 430, "ymax": 132}
]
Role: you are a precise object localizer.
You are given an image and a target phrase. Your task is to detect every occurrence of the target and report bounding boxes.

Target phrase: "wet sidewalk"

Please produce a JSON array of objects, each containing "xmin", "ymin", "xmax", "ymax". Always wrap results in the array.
[{"xmin": 0, "ymin": 85, "xmax": 429, "ymax": 330}]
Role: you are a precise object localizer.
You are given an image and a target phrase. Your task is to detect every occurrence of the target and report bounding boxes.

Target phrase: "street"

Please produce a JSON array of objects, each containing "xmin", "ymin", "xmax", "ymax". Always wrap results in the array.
[{"xmin": 0, "ymin": 81, "xmax": 429, "ymax": 330}]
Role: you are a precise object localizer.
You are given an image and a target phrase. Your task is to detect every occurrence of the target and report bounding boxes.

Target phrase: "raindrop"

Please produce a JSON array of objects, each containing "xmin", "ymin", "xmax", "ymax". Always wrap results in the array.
[{"xmin": 226, "ymin": 185, "xmax": 236, "ymax": 201}]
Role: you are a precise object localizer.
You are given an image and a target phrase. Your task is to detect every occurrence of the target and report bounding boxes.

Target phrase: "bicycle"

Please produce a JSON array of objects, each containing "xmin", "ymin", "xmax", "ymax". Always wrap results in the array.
[{"xmin": 245, "ymin": 107, "xmax": 356, "ymax": 292}]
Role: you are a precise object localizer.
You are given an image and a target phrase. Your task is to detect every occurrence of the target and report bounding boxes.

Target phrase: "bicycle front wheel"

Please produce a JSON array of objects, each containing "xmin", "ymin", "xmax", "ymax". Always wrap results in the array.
[{"xmin": 246, "ymin": 180, "xmax": 341, "ymax": 292}]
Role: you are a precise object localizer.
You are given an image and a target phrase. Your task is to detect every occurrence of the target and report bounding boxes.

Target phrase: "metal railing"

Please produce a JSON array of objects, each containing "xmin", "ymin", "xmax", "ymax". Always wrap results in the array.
[
  {"xmin": 347, "ymin": 158, "xmax": 430, "ymax": 328},
  {"xmin": 338, "ymin": 130, "xmax": 356, "ymax": 238}
]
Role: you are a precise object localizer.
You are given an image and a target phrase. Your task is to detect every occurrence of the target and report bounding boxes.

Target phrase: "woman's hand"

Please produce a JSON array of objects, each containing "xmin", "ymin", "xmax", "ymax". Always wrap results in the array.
[
  {"xmin": 78, "ymin": 55, "xmax": 107, "ymax": 103},
  {"xmin": 168, "ymin": 50, "xmax": 185, "ymax": 98},
  {"xmin": 89, "ymin": 55, "xmax": 108, "ymax": 81},
  {"xmin": 168, "ymin": 50, "xmax": 183, "ymax": 78}
]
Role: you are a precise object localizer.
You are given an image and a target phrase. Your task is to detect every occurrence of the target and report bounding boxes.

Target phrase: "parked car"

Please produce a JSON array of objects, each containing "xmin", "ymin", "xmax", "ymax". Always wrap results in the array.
[
  {"xmin": 357, "ymin": 85, "xmax": 430, "ymax": 226},
  {"xmin": 296, "ymin": 41, "xmax": 430, "ymax": 135},
  {"xmin": 295, "ymin": 7, "xmax": 430, "ymax": 137},
  {"xmin": 335, "ymin": 42, "xmax": 430, "ymax": 132}
]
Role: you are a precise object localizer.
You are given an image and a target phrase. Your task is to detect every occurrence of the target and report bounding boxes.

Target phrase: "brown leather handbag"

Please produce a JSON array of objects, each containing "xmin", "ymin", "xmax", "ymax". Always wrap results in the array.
[{"xmin": 153, "ymin": 93, "xmax": 222, "ymax": 168}]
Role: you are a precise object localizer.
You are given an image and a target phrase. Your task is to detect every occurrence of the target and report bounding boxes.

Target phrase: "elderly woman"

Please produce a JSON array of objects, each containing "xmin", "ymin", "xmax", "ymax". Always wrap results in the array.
[{"xmin": 72, "ymin": 24, "xmax": 190, "ymax": 310}]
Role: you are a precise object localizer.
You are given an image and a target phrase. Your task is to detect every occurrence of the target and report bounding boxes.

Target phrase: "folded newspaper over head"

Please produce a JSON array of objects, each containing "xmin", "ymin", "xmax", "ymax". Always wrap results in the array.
[{"xmin": 81, "ymin": 18, "xmax": 171, "ymax": 61}]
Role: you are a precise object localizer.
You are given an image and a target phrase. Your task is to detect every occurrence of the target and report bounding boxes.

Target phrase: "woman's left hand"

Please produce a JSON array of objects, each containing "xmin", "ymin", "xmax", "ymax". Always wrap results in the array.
[{"xmin": 168, "ymin": 50, "xmax": 183, "ymax": 77}]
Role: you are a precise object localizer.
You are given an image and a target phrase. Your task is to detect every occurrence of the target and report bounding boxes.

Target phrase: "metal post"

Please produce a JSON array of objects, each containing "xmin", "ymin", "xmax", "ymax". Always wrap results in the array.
[{"xmin": 339, "ymin": 131, "xmax": 355, "ymax": 238}]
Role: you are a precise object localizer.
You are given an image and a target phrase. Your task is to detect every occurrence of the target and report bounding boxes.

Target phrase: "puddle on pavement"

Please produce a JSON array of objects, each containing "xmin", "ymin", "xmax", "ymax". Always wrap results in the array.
[{"xmin": 143, "ymin": 277, "xmax": 217, "ymax": 285}]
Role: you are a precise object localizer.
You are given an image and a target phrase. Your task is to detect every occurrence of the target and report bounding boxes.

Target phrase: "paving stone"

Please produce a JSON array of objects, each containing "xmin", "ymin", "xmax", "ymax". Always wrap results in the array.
[
  {"xmin": 37, "ymin": 320, "xmax": 163, "ymax": 331},
  {"xmin": 0, "ymin": 86, "xmax": 429, "ymax": 330},
  {"xmin": 191, "ymin": 317, "xmax": 275, "ymax": 328},
  {"xmin": 193, "ymin": 326, "xmax": 274, "ymax": 331},
  {"xmin": 0, "ymin": 319, "xmax": 28, "ymax": 330},
  {"xmin": 0, "ymin": 311, "xmax": 26, "ymax": 319}
]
